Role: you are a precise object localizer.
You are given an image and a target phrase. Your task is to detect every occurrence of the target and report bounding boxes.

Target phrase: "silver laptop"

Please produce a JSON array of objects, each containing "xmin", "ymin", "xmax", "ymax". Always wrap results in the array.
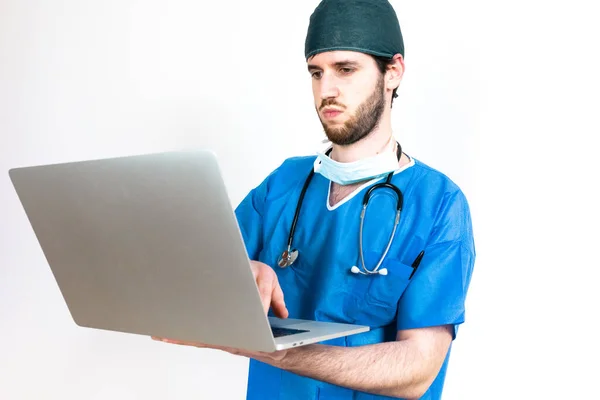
[{"xmin": 8, "ymin": 149, "xmax": 369, "ymax": 352}]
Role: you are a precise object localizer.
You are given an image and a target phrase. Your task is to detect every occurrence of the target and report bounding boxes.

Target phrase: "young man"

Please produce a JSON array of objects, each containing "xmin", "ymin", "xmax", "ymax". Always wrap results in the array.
[{"xmin": 155, "ymin": 1, "xmax": 475, "ymax": 399}]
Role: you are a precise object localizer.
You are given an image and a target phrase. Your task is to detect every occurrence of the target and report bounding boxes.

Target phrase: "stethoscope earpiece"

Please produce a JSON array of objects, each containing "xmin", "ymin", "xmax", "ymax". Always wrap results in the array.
[{"xmin": 350, "ymin": 266, "xmax": 388, "ymax": 275}]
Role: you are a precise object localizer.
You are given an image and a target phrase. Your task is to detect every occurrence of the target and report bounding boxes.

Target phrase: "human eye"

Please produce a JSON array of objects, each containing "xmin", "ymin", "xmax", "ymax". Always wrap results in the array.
[
  {"xmin": 339, "ymin": 67, "xmax": 355, "ymax": 76},
  {"xmin": 311, "ymin": 71, "xmax": 322, "ymax": 79}
]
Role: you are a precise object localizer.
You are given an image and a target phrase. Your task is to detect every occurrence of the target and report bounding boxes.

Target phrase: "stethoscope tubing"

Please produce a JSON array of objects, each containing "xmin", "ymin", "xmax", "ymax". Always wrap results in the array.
[{"xmin": 278, "ymin": 142, "xmax": 404, "ymax": 272}]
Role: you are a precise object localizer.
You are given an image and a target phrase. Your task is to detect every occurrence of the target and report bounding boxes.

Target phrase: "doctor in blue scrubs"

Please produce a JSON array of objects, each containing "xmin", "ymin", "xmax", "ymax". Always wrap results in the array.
[{"xmin": 156, "ymin": 0, "xmax": 476, "ymax": 399}]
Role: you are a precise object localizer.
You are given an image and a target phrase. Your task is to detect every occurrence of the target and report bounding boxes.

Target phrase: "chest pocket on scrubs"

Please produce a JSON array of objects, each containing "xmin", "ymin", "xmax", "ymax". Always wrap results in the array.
[{"xmin": 344, "ymin": 250, "xmax": 414, "ymax": 328}]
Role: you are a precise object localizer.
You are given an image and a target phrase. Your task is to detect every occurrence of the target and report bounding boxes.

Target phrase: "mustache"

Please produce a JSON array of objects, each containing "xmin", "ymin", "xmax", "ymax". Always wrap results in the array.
[{"xmin": 319, "ymin": 99, "xmax": 345, "ymax": 111}]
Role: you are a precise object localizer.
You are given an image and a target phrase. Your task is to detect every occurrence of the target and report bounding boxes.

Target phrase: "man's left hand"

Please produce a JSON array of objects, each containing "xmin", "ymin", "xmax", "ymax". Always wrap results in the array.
[{"xmin": 151, "ymin": 336, "xmax": 289, "ymax": 364}]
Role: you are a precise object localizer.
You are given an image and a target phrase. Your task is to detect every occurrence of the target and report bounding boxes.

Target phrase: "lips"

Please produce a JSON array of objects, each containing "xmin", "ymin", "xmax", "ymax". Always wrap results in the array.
[{"xmin": 322, "ymin": 107, "xmax": 343, "ymax": 119}]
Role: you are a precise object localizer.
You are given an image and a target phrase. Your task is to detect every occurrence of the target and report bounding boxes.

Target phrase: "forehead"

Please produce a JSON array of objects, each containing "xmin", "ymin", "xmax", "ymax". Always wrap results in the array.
[{"xmin": 307, "ymin": 50, "xmax": 374, "ymax": 69}]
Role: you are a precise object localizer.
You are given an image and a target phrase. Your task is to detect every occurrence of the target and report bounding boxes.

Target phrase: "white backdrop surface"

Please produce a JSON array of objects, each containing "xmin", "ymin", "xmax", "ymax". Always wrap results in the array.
[{"xmin": 1, "ymin": 0, "xmax": 598, "ymax": 399}]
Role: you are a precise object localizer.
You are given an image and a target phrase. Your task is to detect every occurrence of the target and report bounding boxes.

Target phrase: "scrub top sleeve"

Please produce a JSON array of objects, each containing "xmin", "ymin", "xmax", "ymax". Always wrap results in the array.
[
  {"xmin": 396, "ymin": 190, "xmax": 476, "ymax": 339},
  {"xmin": 234, "ymin": 175, "xmax": 271, "ymax": 261}
]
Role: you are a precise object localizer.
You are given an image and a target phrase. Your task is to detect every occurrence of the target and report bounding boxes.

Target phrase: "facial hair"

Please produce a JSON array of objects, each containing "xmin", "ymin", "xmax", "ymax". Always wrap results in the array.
[{"xmin": 317, "ymin": 74, "xmax": 386, "ymax": 146}]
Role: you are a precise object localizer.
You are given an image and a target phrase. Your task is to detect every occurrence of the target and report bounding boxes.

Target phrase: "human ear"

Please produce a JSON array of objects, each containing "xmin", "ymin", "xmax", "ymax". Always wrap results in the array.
[{"xmin": 386, "ymin": 53, "xmax": 405, "ymax": 90}]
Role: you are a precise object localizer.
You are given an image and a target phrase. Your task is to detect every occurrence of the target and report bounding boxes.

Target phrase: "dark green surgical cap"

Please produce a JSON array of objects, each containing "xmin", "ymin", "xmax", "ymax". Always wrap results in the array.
[{"xmin": 304, "ymin": 0, "xmax": 404, "ymax": 60}]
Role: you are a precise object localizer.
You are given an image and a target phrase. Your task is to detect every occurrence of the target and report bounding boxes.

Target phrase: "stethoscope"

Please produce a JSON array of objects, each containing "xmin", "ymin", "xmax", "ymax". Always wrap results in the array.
[{"xmin": 277, "ymin": 142, "xmax": 404, "ymax": 276}]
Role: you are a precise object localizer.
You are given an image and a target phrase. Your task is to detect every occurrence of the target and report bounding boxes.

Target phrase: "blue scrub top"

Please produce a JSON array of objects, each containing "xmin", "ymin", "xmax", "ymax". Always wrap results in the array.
[{"xmin": 234, "ymin": 155, "xmax": 475, "ymax": 400}]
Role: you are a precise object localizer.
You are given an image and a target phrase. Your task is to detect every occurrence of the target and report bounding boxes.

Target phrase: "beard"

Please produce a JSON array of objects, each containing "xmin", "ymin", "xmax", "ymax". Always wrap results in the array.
[{"xmin": 317, "ymin": 74, "xmax": 386, "ymax": 146}]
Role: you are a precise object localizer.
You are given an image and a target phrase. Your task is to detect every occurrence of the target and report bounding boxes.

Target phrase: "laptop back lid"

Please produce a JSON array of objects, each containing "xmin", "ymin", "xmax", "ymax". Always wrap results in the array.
[{"xmin": 9, "ymin": 150, "xmax": 277, "ymax": 352}]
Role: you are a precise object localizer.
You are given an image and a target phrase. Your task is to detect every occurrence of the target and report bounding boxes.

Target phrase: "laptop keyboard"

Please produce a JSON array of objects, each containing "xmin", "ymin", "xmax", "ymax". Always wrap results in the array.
[{"xmin": 271, "ymin": 326, "xmax": 309, "ymax": 338}]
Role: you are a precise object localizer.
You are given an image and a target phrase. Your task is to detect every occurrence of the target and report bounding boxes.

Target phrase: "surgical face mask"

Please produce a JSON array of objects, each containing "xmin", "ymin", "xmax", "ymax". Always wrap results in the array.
[{"xmin": 313, "ymin": 145, "xmax": 400, "ymax": 186}]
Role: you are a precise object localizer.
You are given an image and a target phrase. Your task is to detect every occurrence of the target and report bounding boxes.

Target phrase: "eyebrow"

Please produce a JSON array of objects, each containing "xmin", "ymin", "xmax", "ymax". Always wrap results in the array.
[{"xmin": 307, "ymin": 60, "xmax": 360, "ymax": 72}]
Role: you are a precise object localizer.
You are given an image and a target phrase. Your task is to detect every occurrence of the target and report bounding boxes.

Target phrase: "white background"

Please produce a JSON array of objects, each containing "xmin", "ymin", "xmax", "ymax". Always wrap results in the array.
[{"xmin": 1, "ymin": 0, "xmax": 598, "ymax": 399}]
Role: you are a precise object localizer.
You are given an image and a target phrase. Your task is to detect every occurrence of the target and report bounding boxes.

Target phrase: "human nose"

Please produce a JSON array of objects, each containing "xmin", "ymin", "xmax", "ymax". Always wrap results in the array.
[{"xmin": 319, "ymin": 74, "xmax": 340, "ymax": 100}]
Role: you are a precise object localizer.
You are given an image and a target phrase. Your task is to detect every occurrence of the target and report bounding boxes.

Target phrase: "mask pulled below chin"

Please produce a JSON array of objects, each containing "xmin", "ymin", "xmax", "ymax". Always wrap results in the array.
[{"xmin": 313, "ymin": 145, "xmax": 399, "ymax": 186}]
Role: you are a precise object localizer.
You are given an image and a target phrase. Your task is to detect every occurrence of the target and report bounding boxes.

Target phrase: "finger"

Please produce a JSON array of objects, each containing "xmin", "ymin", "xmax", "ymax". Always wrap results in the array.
[
  {"xmin": 221, "ymin": 346, "xmax": 242, "ymax": 356},
  {"xmin": 251, "ymin": 262, "xmax": 259, "ymax": 281},
  {"xmin": 256, "ymin": 273, "xmax": 273, "ymax": 315},
  {"xmin": 270, "ymin": 277, "xmax": 288, "ymax": 319},
  {"xmin": 154, "ymin": 337, "xmax": 179, "ymax": 345}
]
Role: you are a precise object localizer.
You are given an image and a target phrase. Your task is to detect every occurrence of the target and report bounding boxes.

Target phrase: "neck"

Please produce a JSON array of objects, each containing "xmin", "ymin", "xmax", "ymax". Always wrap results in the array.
[{"xmin": 331, "ymin": 114, "xmax": 394, "ymax": 163}]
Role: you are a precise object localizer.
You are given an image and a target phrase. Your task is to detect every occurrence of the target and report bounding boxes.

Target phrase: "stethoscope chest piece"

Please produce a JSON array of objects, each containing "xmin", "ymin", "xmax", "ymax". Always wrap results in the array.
[{"xmin": 278, "ymin": 248, "xmax": 298, "ymax": 268}]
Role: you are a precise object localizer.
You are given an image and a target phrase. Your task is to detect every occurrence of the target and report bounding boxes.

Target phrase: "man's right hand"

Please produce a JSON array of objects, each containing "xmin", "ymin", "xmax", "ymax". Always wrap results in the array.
[{"xmin": 250, "ymin": 260, "xmax": 289, "ymax": 319}]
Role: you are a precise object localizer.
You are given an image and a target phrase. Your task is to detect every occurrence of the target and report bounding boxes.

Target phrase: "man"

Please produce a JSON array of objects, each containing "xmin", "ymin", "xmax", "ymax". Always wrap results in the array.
[{"xmin": 155, "ymin": 0, "xmax": 475, "ymax": 399}]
